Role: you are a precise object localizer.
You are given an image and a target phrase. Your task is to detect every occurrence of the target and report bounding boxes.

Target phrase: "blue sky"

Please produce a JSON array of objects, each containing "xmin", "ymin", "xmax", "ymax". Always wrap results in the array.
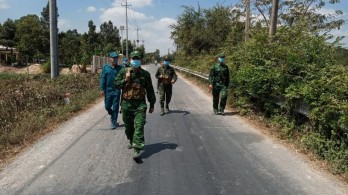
[{"xmin": 0, "ymin": 0, "xmax": 347, "ymax": 55}]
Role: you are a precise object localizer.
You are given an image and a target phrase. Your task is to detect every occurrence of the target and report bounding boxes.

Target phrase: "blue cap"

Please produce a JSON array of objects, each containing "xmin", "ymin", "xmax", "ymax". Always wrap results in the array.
[{"xmin": 109, "ymin": 52, "xmax": 119, "ymax": 58}]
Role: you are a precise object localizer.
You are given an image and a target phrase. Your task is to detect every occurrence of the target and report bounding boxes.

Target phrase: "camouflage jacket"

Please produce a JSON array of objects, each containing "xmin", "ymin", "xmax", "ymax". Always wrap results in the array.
[
  {"xmin": 114, "ymin": 67, "xmax": 156, "ymax": 108},
  {"xmin": 208, "ymin": 62, "xmax": 230, "ymax": 87},
  {"xmin": 155, "ymin": 65, "xmax": 178, "ymax": 85}
]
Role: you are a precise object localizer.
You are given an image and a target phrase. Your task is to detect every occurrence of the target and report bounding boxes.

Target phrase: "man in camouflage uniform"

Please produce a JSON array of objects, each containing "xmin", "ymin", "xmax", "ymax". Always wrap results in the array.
[
  {"xmin": 208, "ymin": 53, "xmax": 230, "ymax": 115},
  {"xmin": 114, "ymin": 51, "xmax": 156, "ymax": 160},
  {"xmin": 155, "ymin": 56, "xmax": 178, "ymax": 116},
  {"xmin": 100, "ymin": 51, "xmax": 123, "ymax": 129}
]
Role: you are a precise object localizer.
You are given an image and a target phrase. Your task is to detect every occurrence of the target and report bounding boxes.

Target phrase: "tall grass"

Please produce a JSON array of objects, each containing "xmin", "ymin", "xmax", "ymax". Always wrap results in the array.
[{"xmin": 0, "ymin": 73, "xmax": 100, "ymax": 161}]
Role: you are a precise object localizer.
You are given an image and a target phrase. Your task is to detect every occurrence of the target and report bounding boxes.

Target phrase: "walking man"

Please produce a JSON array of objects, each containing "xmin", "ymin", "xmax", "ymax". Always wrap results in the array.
[
  {"xmin": 100, "ymin": 51, "xmax": 123, "ymax": 129},
  {"xmin": 155, "ymin": 56, "xmax": 177, "ymax": 115},
  {"xmin": 208, "ymin": 53, "xmax": 230, "ymax": 115},
  {"xmin": 114, "ymin": 51, "xmax": 156, "ymax": 160}
]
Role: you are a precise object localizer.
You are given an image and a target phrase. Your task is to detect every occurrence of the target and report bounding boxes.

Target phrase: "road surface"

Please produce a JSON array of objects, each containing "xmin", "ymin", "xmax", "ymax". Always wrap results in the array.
[{"xmin": 0, "ymin": 64, "xmax": 347, "ymax": 195}]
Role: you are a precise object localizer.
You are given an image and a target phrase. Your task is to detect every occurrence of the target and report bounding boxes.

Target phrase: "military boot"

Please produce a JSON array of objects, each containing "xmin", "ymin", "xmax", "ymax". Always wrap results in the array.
[
  {"xmin": 160, "ymin": 108, "xmax": 165, "ymax": 116},
  {"xmin": 133, "ymin": 149, "xmax": 141, "ymax": 160},
  {"xmin": 214, "ymin": 109, "xmax": 219, "ymax": 115},
  {"xmin": 220, "ymin": 109, "xmax": 225, "ymax": 116}
]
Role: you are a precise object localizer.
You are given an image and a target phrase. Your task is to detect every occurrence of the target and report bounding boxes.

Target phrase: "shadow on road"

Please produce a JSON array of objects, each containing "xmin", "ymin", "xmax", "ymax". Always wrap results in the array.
[
  {"xmin": 223, "ymin": 111, "xmax": 239, "ymax": 116},
  {"xmin": 166, "ymin": 110, "xmax": 190, "ymax": 115},
  {"xmin": 141, "ymin": 142, "xmax": 178, "ymax": 159}
]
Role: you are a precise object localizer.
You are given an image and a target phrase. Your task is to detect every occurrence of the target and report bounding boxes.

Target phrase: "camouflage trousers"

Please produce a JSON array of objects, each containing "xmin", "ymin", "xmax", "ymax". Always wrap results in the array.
[
  {"xmin": 121, "ymin": 100, "xmax": 147, "ymax": 150},
  {"xmin": 158, "ymin": 84, "xmax": 172, "ymax": 108},
  {"xmin": 212, "ymin": 85, "xmax": 228, "ymax": 112}
]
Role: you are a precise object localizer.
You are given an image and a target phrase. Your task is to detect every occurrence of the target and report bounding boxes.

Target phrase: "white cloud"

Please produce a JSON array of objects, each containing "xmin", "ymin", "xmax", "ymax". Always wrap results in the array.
[
  {"xmin": 100, "ymin": 6, "xmax": 150, "ymax": 26},
  {"xmin": 139, "ymin": 17, "xmax": 177, "ymax": 54},
  {"xmin": 58, "ymin": 19, "xmax": 72, "ymax": 32},
  {"xmin": 0, "ymin": 0, "xmax": 9, "ymax": 9},
  {"xmin": 99, "ymin": 2, "xmax": 176, "ymax": 54},
  {"xmin": 87, "ymin": 6, "xmax": 97, "ymax": 12},
  {"xmin": 112, "ymin": 0, "xmax": 153, "ymax": 8}
]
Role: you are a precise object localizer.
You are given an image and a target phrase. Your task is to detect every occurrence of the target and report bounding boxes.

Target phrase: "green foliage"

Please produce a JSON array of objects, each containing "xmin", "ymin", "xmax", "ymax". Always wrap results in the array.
[
  {"xmin": 174, "ymin": 2, "xmax": 347, "ymax": 177},
  {"xmin": 16, "ymin": 14, "xmax": 49, "ymax": 60},
  {"xmin": 41, "ymin": 61, "xmax": 51, "ymax": 73},
  {"xmin": 171, "ymin": 4, "xmax": 244, "ymax": 55}
]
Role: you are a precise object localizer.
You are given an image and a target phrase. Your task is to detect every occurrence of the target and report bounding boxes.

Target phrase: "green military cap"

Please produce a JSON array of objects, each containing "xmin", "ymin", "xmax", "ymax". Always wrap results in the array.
[
  {"xmin": 130, "ymin": 51, "xmax": 141, "ymax": 58},
  {"xmin": 109, "ymin": 51, "xmax": 119, "ymax": 58},
  {"xmin": 218, "ymin": 53, "xmax": 225, "ymax": 58}
]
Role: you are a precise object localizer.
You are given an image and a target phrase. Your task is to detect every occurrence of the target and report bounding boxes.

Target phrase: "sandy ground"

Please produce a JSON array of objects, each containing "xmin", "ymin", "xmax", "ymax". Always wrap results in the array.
[{"xmin": 0, "ymin": 64, "xmax": 88, "ymax": 74}]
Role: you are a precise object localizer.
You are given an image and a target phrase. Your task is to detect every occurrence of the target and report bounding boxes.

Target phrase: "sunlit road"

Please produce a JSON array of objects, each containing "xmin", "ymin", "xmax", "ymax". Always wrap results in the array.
[{"xmin": 0, "ymin": 64, "xmax": 347, "ymax": 195}]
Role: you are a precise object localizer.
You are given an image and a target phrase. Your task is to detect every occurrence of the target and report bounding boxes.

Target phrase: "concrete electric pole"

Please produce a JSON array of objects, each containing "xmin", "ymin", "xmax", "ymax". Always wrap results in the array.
[
  {"xmin": 49, "ymin": 0, "xmax": 59, "ymax": 78},
  {"xmin": 122, "ymin": 0, "xmax": 130, "ymax": 60},
  {"xmin": 120, "ymin": 25, "xmax": 125, "ymax": 55}
]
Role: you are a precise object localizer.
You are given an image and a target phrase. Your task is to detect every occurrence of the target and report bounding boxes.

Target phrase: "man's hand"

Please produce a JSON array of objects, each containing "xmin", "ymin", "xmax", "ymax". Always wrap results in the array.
[
  {"xmin": 209, "ymin": 84, "xmax": 213, "ymax": 90},
  {"xmin": 101, "ymin": 91, "xmax": 105, "ymax": 96},
  {"xmin": 171, "ymin": 80, "xmax": 176, "ymax": 84},
  {"xmin": 149, "ymin": 108, "xmax": 154, "ymax": 113},
  {"xmin": 125, "ymin": 69, "xmax": 131, "ymax": 81},
  {"xmin": 159, "ymin": 74, "xmax": 163, "ymax": 78}
]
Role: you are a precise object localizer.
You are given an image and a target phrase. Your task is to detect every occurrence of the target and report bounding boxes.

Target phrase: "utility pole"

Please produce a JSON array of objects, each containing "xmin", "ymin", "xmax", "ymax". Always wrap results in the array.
[
  {"xmin": 269, "ymin": 0, "xmax": 279, "ymax": 37},
  {"xmin": 245, "ymin": 0, "xmax": 250, "ymax": 42},
  {"xmin": 49, "ymin": 0, "xmax": 58, "ymax": 78},
  {"xmin": 120, "ymin": 26, "xmax": 125, "ymax": 55},
  {"xmin": 122, "ymin": 0, "xmax": 131, "ymax": 60},
  {"xmin": 136, "ymin": 28, "xmax": 141, "ymax": 47}
]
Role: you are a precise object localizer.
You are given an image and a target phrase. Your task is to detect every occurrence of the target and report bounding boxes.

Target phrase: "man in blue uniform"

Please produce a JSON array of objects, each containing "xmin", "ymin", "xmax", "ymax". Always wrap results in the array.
[{"xmin": 100, "ymin": 51, "xmax": 123, "ymax": 129}]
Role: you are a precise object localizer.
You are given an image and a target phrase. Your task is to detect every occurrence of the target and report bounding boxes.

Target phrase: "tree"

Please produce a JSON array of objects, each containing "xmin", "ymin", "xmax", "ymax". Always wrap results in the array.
[
  {"xmin": 58, "ymin": 29, "xmax": 82, "ymax": 66},
  {"xmin": 99, "ymin": 21, "xmax": 120, "ymax": 54},
  {"xmin": 253, "ymin": 0, "xmax": 344, "ymax": 33},
  {"xmin": 171, "ymin": 4, "xmax": 245, "ymax": 56},
  {"xmin": 16, "ymin": 15, "xmax": 48, "ymax": 62},
  {"xmin": 0, "ymin": 19, "xmax": 16, "ymax": 64}
]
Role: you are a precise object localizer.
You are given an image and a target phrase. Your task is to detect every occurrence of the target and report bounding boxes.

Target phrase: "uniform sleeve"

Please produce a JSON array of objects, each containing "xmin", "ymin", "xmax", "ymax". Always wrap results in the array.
[
  {"xmin": 155, "ymin": 67, "xmax": 161, "ymax": 79},
  {"xmin": 171, "ymin": 67, "xmax": 178, "ymax": 81},
  {"xmin": 114, "ymin": 68, "xmax": 127, "ymax": 89},
  {"xmin": 208, "ymin": 65, "xmax": 215, "ymax": 85},
  {"xmin": 100, "ymin": 65, "xmax": 107, "ymax": 91},
  {"xmin": 226, "ymin": 65, "xmax": 230, "ymax": 87},
  {"xmin": 145, "ymin": 72, "xmax": 156, "ymax": 108}
]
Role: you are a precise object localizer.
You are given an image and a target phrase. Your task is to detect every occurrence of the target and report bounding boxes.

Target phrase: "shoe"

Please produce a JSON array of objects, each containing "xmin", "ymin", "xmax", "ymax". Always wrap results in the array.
[
  {"xmin": 165, "ymin": 105, "xmax": 169, "ymax": 113},
  {"xmin": 220, "ymin": 110, "xmax": 225, "ymax": 116},
  {"xmin": 160, "ymin": 108, "xmax": 165, "ymax": 116},
  {"xmin": 127, "ymin": 143, "xmax": 132, "ymax": 149},
  {"xmin": 133, "ymin": 149, "xmax": 141, "ymax": 160},
  {"xmin": 214, "ymin": 109, "xmax": 218, "ymax": 115},
  {"xmin": 111, "ymin": 123, "xmax": 116, "ymax": 129}
]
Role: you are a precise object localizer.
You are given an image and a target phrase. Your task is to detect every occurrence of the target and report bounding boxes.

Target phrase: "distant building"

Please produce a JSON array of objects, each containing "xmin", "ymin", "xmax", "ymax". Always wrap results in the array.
[{"xmin": 0, "ymin": 45, "xmax": 19, "ymax": 65}]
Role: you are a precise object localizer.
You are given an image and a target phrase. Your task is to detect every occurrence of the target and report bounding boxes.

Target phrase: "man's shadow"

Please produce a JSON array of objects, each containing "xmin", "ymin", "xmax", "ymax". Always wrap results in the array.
[
  {"xmin": 223, "ymin": 111, "xmax": 239, "ymax": 116},
  {"xmin": 141, "ymin": 142, "xmax": 178, "ymax": 159},
  {"xmin": 166, "ymin": 110, "xmax": 190, "ymax": 115}
]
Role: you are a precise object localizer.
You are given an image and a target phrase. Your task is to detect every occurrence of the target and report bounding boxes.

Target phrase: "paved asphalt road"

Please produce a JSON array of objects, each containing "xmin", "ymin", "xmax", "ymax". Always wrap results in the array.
[{"xmin": 0, "ymin": 64, "xmax": 347, "ymax": 195}]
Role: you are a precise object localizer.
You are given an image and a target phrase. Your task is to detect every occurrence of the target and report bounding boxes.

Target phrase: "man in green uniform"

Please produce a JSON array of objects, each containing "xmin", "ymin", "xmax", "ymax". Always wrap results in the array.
[
  {"xmin": 100, "ymin": 51, "xmax": 123, "ymax": 129},
  {"xmin": 155, "ymin": 56, "xmax": 178, "ymax": 115},
  {"xmin": 114, "ymin": 51, "xmax": 156, "ymax": 160},
  {"xmin": 208, "ymin": 53, "xmax": 230, "ymax": 115}
]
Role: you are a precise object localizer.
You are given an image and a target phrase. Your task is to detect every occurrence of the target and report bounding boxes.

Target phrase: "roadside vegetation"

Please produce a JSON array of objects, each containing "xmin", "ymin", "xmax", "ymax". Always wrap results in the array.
[
  {"xmin": 0, "ymin": 0, "xmax": 347, "ymax": 182},
  {"xmin": 170, "ymin": 1, "xmax": 348, "ymax": 179},
  {"xmin": 0, "ymin": 73, "xmax": 100, "ymax": 165}
]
